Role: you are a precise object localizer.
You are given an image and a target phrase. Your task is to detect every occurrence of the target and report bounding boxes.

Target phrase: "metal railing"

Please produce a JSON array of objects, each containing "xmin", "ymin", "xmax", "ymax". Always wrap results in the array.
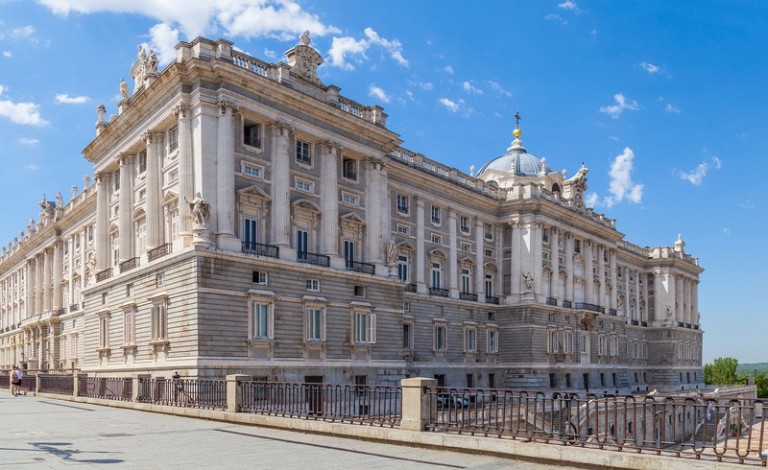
[
  {"xmin": 95, "ymin": 268, "xmax": 112, "ymax": 282},
  {"xmin": 147, "ymin": 243, "xmax": 172, "ymax": 262},
  {"xmin": 297, "ymin": 251, "xmax": 330, "ymax": 267},
  {"xmin": 239, "ymin": 381, "xmax": 402, "ymax": 427},
  {"xmin": 137, "ymin": 378, "xmax": 227, "ymax": 410},
  {"xmin": 486, "ymin": 295, "xmax": 500, "ymax": 305},
  {"xmin": 426, "ymin": 387, "xmax": 767, "ymax": 466},
  {"xmin": 39, "ymin": 375, "xmax": 75, "ymax": 395},
  {"xmin": 460, "ymin": 292, "xmax": 478, "ymax": 302},
  {"xmin": 79, "ymin": 377, "xmax": 132, "ymax": 401},
  {"xmin": 546, "ymin": 297, "xmax": 558, "ymax": 306},
  {"xmin": 575, "ymin": 302, "xmax": 603, "ymax": 313},
  {"xmin": 562, "ymin": 300, "xmax": 573, "ymax": 308},
  {"xmin": 119, "ymin": 257, "xmax": 140, "ymax": 273},
  {"xmin": 242, "ymin": 241, "xmax": 279, "ymax": 258},
  {"xmin": 345, "ymin": 260, "xmax": 376, "ymax": 275},
  {"xmin": 404, "ymin": 283, "xmax": 417, "ymax": 293},
  {"xmin": 429, "ymin": 287, "xmax": 449, "ymax": 297}
]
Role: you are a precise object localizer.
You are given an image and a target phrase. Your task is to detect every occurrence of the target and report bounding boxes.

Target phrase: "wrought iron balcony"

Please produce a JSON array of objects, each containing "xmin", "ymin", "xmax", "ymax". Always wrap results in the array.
[
  {"xmin": 345, "ymin": 260, "xmax": 375, "ymax": 275},
  {"xmin": 148, "ymin": 243, "xmax": 172, "ymax": 262},
  {"xmin": 630, "ymin": 319, "xmax": 639, "ymax": 326},
  {"xmin": 428, "ymin": 287, "xmax": 449, "ymax": 297},
  {"xmin": 69, "ymin": 304, "xmax": 80, "ymax": 313},
  {"xmin": 485, "ymin": 295, "xmax": 499, "ymax": 305},
  {"xmin": 242, "ymin": 241, "xmax": 279, "ymax": 258},
  {"xmin": 403, "ymin": 283, "xmax": 417, "ymax": 293},
  {"xmin": 562, "ymin": 300, "xmax": 572, "ymax": 309},
  {"xmin": 608, "ymin": 309, "xmax": 618, "ymax": 316},
  {"xmin": 574, "ymin": 302, "xmax": 602, "ymax": 313},
  {"xmin": 640, "ymin": 321, "xmax": 648, "ymax": 327},
  {"xmin": 297, "ymin": 251, "xmax": 330, "ymax": 267},
  {"xmin": 546, "ymin": 297, "xmax": 558, "ymax": 306},
  {"xmin": 96, "ymin": 268, "xmax": 113, "ymax": 282},
  {"xmin": 119, "ymin": 257, "xmax": 139, "ymax": 273},
  {"xmin": 460, "ymin": 292, "xmax": 478, "ymax": 302}
]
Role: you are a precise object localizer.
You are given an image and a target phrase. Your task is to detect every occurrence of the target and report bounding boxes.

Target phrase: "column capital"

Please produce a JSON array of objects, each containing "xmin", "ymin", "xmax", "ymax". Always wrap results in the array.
[
  {"xmin": 173, "ymin": 103, "xmax": 191, "ymax": 119},
  {"xmin": 94, "ymin": 171, "xmax": 107, "ymax": 184},
  {"xmin": 141, "ymin": 130, "xmax": 156, "ymax": 144},
  {"xmin": 269, "ymin": 120, "xmax": 294, "ymax": 133},
  {"xmin": 369, "ymin": 159, "xmax": 385, "ymax": 171},
  {"xmin": 217, "ymin": 99, "xmax": 239, "ymax": 114},
  {"xmin": 118, "ymin": 153, "xmax": 133, "ymax": 167},
  {"xmin": 321, "ymin": 140, "xmax": 343, "ymax": 153}
]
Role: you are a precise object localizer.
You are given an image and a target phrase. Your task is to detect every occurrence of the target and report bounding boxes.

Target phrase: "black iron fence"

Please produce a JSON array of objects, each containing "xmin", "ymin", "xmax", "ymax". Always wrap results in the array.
[
  {"xmin": 78, "ymin": 377, "xmax": 132, "ymax": 401},
  {"xmin": 137, "ymin": 377, "xmax": 227, "ymax": 410},
  {"xmin": 39, "ymin": 375, "xmax": 75, "ymax": 395},
  {"xmin": 238, "ymin": 381, "xmax": 402, "ymax": 427}
]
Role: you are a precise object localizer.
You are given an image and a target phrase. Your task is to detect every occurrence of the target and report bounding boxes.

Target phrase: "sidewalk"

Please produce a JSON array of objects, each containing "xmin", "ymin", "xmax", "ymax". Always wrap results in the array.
[{"xmin": 0, "ymin": 392, "xmax": 566, "ymax": 469}]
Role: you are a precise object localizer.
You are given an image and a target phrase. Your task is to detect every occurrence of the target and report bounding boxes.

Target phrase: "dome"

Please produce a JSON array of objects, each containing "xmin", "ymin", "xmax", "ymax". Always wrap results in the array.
[{"xmin": 477, "ymin": 137, "xmax": 555, "ymax": 177}]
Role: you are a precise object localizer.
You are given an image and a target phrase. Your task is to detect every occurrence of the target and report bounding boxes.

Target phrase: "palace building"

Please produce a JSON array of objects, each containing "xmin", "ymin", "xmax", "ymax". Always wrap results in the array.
[{"xmin": 0, "ymin": 34, "xmax": 703, "ymax": 392}]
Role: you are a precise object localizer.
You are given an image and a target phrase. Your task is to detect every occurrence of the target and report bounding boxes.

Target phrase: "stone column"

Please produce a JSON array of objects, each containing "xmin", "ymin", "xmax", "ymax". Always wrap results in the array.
[
  {"xmin": 67, "ymin": 236, "xmax": 74, "ymax": 308},
  {"xmin": 495, "ymin": 225, "xmax": 503, "ymax": 298},
  {"xmin": 319, "ymin": 142, "xmax": 339, "ymax": 260},
  {"xmin": 175, "ymin": 104, "xmax": 193, "ymax": 241},
  {"xmin": 550, "ymin": 228, "xmax": 560, "ymax": 301},
  {"xmin": 532, "ymin": 222, "xmax": 543, "ymax": 303},
  {"xmin": 216, "ymin": 100, "xmax": 238, "ymax": 249},
  {"xmin": 685, "ymin": 278, "xmax": 692, "ymax": 324},
  {"xmin": 669, "ymin": 273, "xmax": 678, "ymax": 323},
  {"xmin": 676, "ymin": 275, "xmax": 685, "ymax": 324},
  {"xmin": 609, "ymin": 250, "xmax": 617, "ymax": 312},
  {"xmin": 95, "ymin": 172, "xmax": 110, "ymax": 270},
  {"xmin": 653, "ymin": 269, "xmax": 663, "ymax": 323},
  {"xmin": 509, "ymin": 220, "xmax": 521, "ymax": 302},
  {"xmin": 584, "ymin": 241, "xmax": 594, "ymax": 305},
  {"xmin": 366, "ymin": 161, "xmax": 384, "ymax": 265},
  {"xmin": 624, "ymin": 268, "xmax": 631, "ymax": 318},
  {"xmin": 474, "ymin": 218, "xmax": 484, "ymax": 302},
  {"xmin": 597, "ymin": 245, "xmax": 606, "ymax": 309},
  {"xmin": 692, "ymin": 281, "xmax": 699, "ymax": 325},
  {"xmin": 269, "ymin": 122, "xmax": 292, "ymax": 252},
  {"xmin": 144, "ymin": 132, "xmax": 162, "ymax": 250},
  {"xmin": 448, "ymin": 210, "xmax": 458, "ymax": 298},
  {"xmin": 565, "ymin": 233, "xmax": 574, "ymax": 304},
  {"xmin": 42, "ymin": 250, "xmax": 50, "ymax": 312},
  {"xmin": 415, "ymin": 198, "xmax": 425, "ymax": 292},
  {"xmin": 634, "ymin": 273, "xmax": 641, "ymax": 323},
  {"xmin": 118, "ymin": 154, "xmax": 134, "ymax": 262},
  {"xmin": 52, "ymin": 241, "xmax": 62, "ymax": 312},
  {"xmin": 79, "ymin": 227, "xmax": 87, "ymax": 290},
  {"xmin": 27, "ymin": 257, "xmax": 36, "ymax": 316}
]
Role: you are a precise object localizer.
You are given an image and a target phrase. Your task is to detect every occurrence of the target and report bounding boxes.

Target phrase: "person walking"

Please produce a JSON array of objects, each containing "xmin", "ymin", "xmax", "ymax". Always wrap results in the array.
[{"xmin": 10, "ymin": 366, "xmax": 23, "ymax": 396}]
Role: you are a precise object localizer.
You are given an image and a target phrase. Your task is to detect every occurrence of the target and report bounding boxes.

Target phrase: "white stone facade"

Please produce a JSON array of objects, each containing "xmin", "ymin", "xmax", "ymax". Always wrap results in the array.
[{"xmin": 0, "ymin": 35, "xmax": 703, "ymax": 393}]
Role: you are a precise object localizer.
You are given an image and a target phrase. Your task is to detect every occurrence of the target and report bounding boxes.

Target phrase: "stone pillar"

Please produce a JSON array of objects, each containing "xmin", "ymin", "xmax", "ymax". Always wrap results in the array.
[
  {"xmin": 175, "ymin": 104, "xmax": 193, "ymax": 241},
  {"xmin": 550, "ymin": 228, "xmax": 559, "ymax": 301},
  {"xmin": 448, "ymin": 210, "xmax": 458, "ymax": 298},
  {"xmin": 269, "ymin": 122, "xmax": 292, "ymax": 251},
  {"xmin": 216, "ymin": 100, "xmax": 238, "ymax": 249},
  {"xmin": 95, "ymin": 172, "xmax": 110, "ymax": 270},
  {"xmin": 366, "ymin": 161, "xmax": 384, "ymax": 265},
  {"xmin": 676, "ymin": 275, "xmax": 685, "ymax": 324},
  {"xmin": 67, "ymin": 237, "xmax": 75, "ymax": 308},
  {"xmin": 685, "ymin": 278, "xmax": 692, "ymax": 324},
  {"xmin": 52, "ymin": 242, "xmax": 62, "ymax": 312},
  {"xmin": 509, "ymin": 220, "xmax": 521, "ymax": 302},
  {"xmin": 634, "ymin": 273, "xmax": 641, "ymax": 323},
  {"xmin": 669, "ymin": 273, "xmax": 678, "ymax": 323},
  {"xmin": 653, "ymin": 269, "xmax": 663, "ymax": 323},
  {"xmin": 584, "ymin": 241, "xmax": 594, "ymax": 305},
  {"xmin": 400, "ymin": 377, "xmax": 436, "ymax": 431},
  {"xmin": 597, "ymin": 245, "xmax": 606, "ymax": 309},
  {"xmin": 609, "ymin": 250, "xmax": 617, "ymax": 311},
  {"xmin": 532, "ymin": 222, "xmax": 543, "ymax": 303},
  {"xmin": 79, "ymin": 227, "xmax": 87, "ymax": 289},
  {"xmin": 565, "ymin": 233, "xmax": 574, "ymax": 303},
  {"xmin": 226, "ymin": 374, "xmax": 250, "ymax": 413},
  {"xmin": 319, "ymin": 142, "xmax": 340, "ymax": 260},
  {"xmin": 495, "ymin": 225, "xmax": 503, "ymax": 298},
  {"xmin": 624, "ymin": 268, "xmax": 631, "ymax": 318},
  {"xmin": 474, "ymin": 218, "xmax": 485, "ymax": 302},
  {"xmin": 144, "ymin": 132, "xmax": 162, "ymax": 250},
  {"xmin": 42, "ymin": 249, "xmax": 50, "ymax": 312},
  {"xmin": 692, "ymin": 280, "xmax": 699, "ymax": 325},
  {"xmin": 415, "ymin": 199, "xmax": 426, "ymax": 293},
  {"xmin": 118, "ymin": 154, "xmax": 135, "ymax": 262},
  {"xmin": 27, "ymin": 257, "xmax": 36, "ymax": 316}
]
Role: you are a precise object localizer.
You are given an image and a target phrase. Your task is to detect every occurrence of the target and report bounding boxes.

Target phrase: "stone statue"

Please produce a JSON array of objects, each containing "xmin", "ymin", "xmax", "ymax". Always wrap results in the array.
[
  {"xmin": 56, "ymin": 192, "xmax": 64, "ymax": 208},
  {"xmin": 523, "ymin": 271, "xmax": 534, "ymax": 291},
  {"xmin": 300, "ymin": 30, "xmax": 311, "ymax": 46},
  {"xmin": 386, "ymin": 238, "xmax": 397, "ymax": 265},
  {"xmin": 120, "ymin": 78, "xmax": 130, "ymax": 100},
  {"xmin": 147, "ymin": 49, "xmax": 158, "ymax": 74},
  {"xmin": 188, "ymin": 192, "xmax": 211, "ymax": 226}
]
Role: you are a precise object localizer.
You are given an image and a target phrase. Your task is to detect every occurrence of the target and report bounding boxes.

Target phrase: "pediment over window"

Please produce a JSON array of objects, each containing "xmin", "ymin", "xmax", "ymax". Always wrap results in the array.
[
  {"xmin": 428, "ymin": 248, "xmax": 446, "ymax": 258},
  {"xmin": 396, "ymin": 240, "xmax": 414, "ymax": 252},
  {"xmin": 161, "ymin": 191, "xmax": 178, "ymax": 206},
  {"xmin": 238, "ymin": 185, "xmax": 271, "ymax": 201},
  {"xmin": 340, "ymin": 212, "xmax": 365, "ymax": 226},
  {"xmin": 292, "ymin": 198, "xmax": 321, "ymax": 213},
  {"xmin": 458, "ymin": 255, "xmax": 474, "ymax": 265},
  {"xmin": 483, "ymin": 261, "xmax": 497, "ymax": 271}
]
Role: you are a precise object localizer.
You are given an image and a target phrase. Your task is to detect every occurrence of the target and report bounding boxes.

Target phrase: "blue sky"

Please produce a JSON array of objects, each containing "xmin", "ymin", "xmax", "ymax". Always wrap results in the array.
[{"xmin": 0, "ymin": 1, "xmax": 765, "ymax": 363}]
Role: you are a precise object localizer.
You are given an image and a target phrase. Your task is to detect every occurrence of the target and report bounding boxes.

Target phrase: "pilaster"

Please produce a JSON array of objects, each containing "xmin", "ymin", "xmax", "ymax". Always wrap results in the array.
[
  {"xmin": 118, "ymin": 153, "xmax": 135, "ymax": 262},
  {"xmin": 320, "ymin": 141, "xmax": 340, "ymax": 261},
  {"xmin": 415, "ymin": 198, "xmax": 425, "ymax": 293},
  {"xmin": 95, "ymin": 172, "xmax": 110, "ymax": 269},
  {"xmin": 216, "ymin": 99, "xmax": 239, "ymax": 250},
  {"xmin": 175, "ymin": 104, "xmax": 193, "ymax": 243},
  {"xmin": 269, "ymin": 121, "xmax": 292, "ymax": 252},
  {"xmin": 448, "ymin": 210, "xmax": 458, "ymax": 298},
  {"xmin": 474, "ymin": 218, "xmax": 485, "ymax": 302},
  {"xmin": 143, "ymin": 132, "xmax": 162, "ymax": 250}
]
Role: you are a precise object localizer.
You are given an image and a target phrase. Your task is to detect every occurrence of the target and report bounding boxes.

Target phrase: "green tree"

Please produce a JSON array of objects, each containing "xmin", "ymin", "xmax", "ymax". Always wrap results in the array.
[
  {"xmin": 754, "ymin": 371, "xmax": 768, "ymax": 398},
  {"xmin": 703, "ymin": 357, "xmax": 740, "ymax": 385}
]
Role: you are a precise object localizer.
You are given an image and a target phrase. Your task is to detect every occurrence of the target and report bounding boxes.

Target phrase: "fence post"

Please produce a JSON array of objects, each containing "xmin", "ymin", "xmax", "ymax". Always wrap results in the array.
[
  {"xmin": 35, "ymin": 372, "xmax": 41, "ymax": 394},
  {"xmin": 134, "ymin": 374, "xmax": 149, "ymax": 402},
  {"xmin": 73, "ymin": 374, "xmax": 82, "ymax": 397},
  {"xmin": 227, "ymin": 374, "xmax": 249, "ymax": 413},
  {"xmin": 400, "ymin": 377, "xmax": 436, "ymax": 431}
]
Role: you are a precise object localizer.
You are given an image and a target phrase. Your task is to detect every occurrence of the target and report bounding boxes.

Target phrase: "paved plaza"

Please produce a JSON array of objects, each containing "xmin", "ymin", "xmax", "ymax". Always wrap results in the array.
[{"xmin": 0, "ymin": 392, "xmax": 574, "ymax": 469}]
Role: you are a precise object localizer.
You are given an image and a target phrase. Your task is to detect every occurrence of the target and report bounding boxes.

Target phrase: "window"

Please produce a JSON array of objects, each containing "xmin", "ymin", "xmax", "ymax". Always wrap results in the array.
[
  {"xmin": 610, "ymin": 336, "xmax": 619, "ymax": 356},
  {"xmin": 396, "ymin": 194, "xmax": 409, "ymax": 214},
  {"xmin": 156, "ymin": 273, "xmax": 165, "ymax": 287},
  {"xmin": 434, "ymin": 324, "xmax": 447, "ymax": 351},
  {"xmin": 599, "ymin": 335, "xmax": 608, "ymax": 356},
  {"xmin": 542, "ymin": 228, "xmax": 549, "ymax": 243},
  {"xmin": 574, "ymin": 239, "xmax": 582, "ymax": 254},
  {"xmin": 252, "ymin": 302, "xmax": 271, "ymax": 339},
  {"xmin": 431, "ymin": 262, "xmax": 442, "ymax": 288},
  {"xmin": 168, "ymin": 126, "xmax": 179, "ymax": 152},
  {"xmin": 114, "ymin": 170, "xmax": 120, "ymax": 191},
  {"xmin": 99, "ymin": 313, "xmax": 110, "ymax": 349},
  {"xmin": 431, "ymin": 205, "xmax": 441, "ymax": 224},
  {"xmin": 167, "ymin": 169, "xmax": 179, "ymax": 184},
  {"xmin": 243, "ymin": 122, "xmax": 261, "ymax": 148},
  {"xmin": 354, "ymin": 375, "xmax": 367, "ymax": 396},
  {"xmin": 460, "ymin": 242, "xmax": 471, "ymax": 252},
  {"xmin": 403, "ymin": 301, "xmax": 410, "ymax": 312},
  {"xmin": 460, "ymin": 216, "xmax": 470, "ymax": 233},
  {"xmin": 431, "ymin": 233, "xmax": 442, "ymax": 244},
  {"xmin": 397, "ymin": 255, "xmax": 409, "ymax": 282},
  {"xmin": 488, "ymin": 330, "xmax": 499, "ymax": 353},
  {"xmin": 396, "ymin": 224, "xmax": 409, "ymax": 235},
  {"xmin": 461, "ymin": 269, "xmax": 471, "ymax": 293},
  {"xmin": 296, "ymin": 140, "xmax": 311, "ymax": 165},
  {"xmin": 343, "ymin": 240, "xmax": 355, "ymax": 267},
  {"xmin": 484, "ymin": 248, "xmax": 493, "ymax": 257},
  {"xmin": 295, "ymin": 179, "xmax": 313, "ymax": 192},
  {"xmin": 403, "ymin": 323, "xmax": 414, "ymax": 349},
  {"xmin": 243, "ymin": 218, "xmax": 258, "ymax": 246},
  {"xmin": 138, "ymin": 151, "xmax": 147, "ymax": 173},
  {"xmin": 464, "ymin": 328, "xmax": 477, "ymax": 352},
  {"xmin": 305, "ymin": 307, "xmax": 324, "ymax": 341},
  {"xmin": 341, "ymin": 192, "xmax": 359, "ymax": 206},
  {"xmin": 151, "ymin": 299, "xmax": 168, "ymax": 341},
  {"xmin": 484, "ymin": 223, "xmax": 494, "ymax": 241},
  {"xmin": 242, "ymin": 162, "xmax": 262, "ymax": 178},
  {"xmin": 123, "ymin": 307, "xmax": 136, "ymax": 345},
  {"xmin": 484, "ymin": 274, "xmax": 494, "ymax": 297},
  {"xmin": 353, "ymin": 311, "xmax": 376, "ymax": 344},
  {"xmin": 342, "ymin": 158, "xmax": 357, "ymax": 180},
  {"xmin": 306, "ymin": 279, "xmax": 320, "ymax": 291},
  {"xmin": 354, "ymin": 286, "xmax": 366, "ymax": 297},
  {"xmin": 253, "ymin": 271, "xmax": 267, "ymax": 285},
  {"xmin": 297, "ymin": 229, "xmax": 309, "ymax": 257}
]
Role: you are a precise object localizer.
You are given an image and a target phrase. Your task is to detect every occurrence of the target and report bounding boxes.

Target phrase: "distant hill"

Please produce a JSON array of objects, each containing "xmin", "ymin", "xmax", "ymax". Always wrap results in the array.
[{"xmin": 737, "ymin": 362, "xmax": 768, "ymax": 374}]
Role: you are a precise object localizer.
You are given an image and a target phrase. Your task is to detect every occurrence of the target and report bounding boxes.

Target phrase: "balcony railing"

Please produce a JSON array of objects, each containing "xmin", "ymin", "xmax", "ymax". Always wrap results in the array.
[
  {"xmin": 575, "ymin": 302, "xmax": 603, "ymax": 313},
  {"xmin": 546, "ymin": 297, "xmax": 558, "ymax": 306},
  {"xmin": 608, "ymin": 308, "xmax": 618, "ymax": 316},
  {"xmin": 562, "ymin": 300, "xmax": 572, "ymax": 308},
  {"xmin": 148, "ymin": 243, "xmax": 172, "ymax": 262},
  {"xmin": 297, "ymin": 251, "xmax": 330, "ymax": 267},
  {"xmin": 119, "ymin": 257, "xmax": 139, "ymax": 273},
  {"xmin": 428, "ymin": 287, "xmax": 449, "ymax": 297},
  {"xmin": 459, "ymin": 292, "xmax": 478, "ymax": 302},
  {"xmin": 485, "ymin": 295, "xmax": 499, "ymax": 305},
  {"xmin": 630, "ymin": 319, "xmax": 639, "ymax": 326},
  {"xmin": 404, "ymin": 283, "xmax": 417, "ymax": 293},
  {"xmin": 69, "ymin": 304, "xmax": 80, "ymax": 313},
  {"xmin": 95, "ymin": 268, "xmax": 112, "ymax": 282},
  {"xmin": 242, "ymin": 241, "xmax": 279, "ymax": 259},
  {"xmin": 641, "ymin": 321, "xmax": 648, "ymax": 327},
  {"xmin": 345, "ymin": 260, "xmax": 375, "ymax": 275}
]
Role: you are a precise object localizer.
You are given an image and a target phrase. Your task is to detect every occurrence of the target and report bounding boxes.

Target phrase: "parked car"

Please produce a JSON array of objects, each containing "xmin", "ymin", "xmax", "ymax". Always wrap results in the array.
[{"xmin": 436, "ymin": 393, "xmax": 469, "ymax": 408}]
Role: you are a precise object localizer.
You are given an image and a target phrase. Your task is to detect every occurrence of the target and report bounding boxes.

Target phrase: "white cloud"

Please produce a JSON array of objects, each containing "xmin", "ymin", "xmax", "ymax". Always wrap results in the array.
[
  {"xmin": 438, "ymin": 97, "xmax": 462, "ymax": 113},
  {"xmin": 599, "ymin": 93, "xmax": 639, "ymax": 119},
  {"xmin": 27, "ymin": 164, "xmax": 39, "ymax": 171},
  {"xmin": 10, "ymin": 25, "xmax": 36, "ymax": 40},
  {"xmin": 328, "ymin": 36, "xmax": 368, "ymax": 70},
  {"xmin": 443, "ymin": 65, "xmax": 454, "ymax": 74},
  {"xmin": 368, "ymin": 85, "xmax": 390, "ymax": 103},
  {"xmin": 640, "ymin": 62, "xmax": 660, "ymax": 74},
  {"xmin": 606, "ymin": 147, "xmax": 643, "ymax": 206},
  {"xmin": 363, "ymin": 27, "xmax": 408, "ymax": 67},
  {"xmin": 665, "ymin": 103, "xmax": 681, "ymax": 113},
  {"xmin": 545, "ymin": 13, "xmax": 567, "ymax": 24},
  {"xmin": 558, "ymin": 1, "xmax": 579, "ymax": 11},
  {"xmin": 0, "ymin": 85, "xmax": 48, "ymax": 126},
  {"xmin": 487, "ymin": 80, "xmax": 512, "ymax": 97},
  {"xmin": 54, "ymin": 93, "xmax": 90, "ymax": 104},
  {"xmin": 2, "ymin": 51, "xmax": 12, "ymax": 58},
  {"xmin": 263, "ymin": 48, "xmax": 276, "ymax": 59},
  {"xmin": 585, "ymin": 192, "xmax": 599, "ymax": 207},
  {"xmin": 722, "ymin": 227, "xmax": 731, "ymax": 236},
  {"xmin": 678, "ymin": 156, "xmax": 721, "ymax": 185},
  {"xmin": 18, "ymin": 137, "xmax": 40, "ymax": 146},
  {"xmin": 147, "ymin": 22, "xmax": 180, "ymax": 65},
  {"xmin": 408, "ymin": 81, "xmax": 433, "ymax": 91},
  {"xmin": 462, "ymin": 81, "xmax": 483, "ymax": 94}
]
